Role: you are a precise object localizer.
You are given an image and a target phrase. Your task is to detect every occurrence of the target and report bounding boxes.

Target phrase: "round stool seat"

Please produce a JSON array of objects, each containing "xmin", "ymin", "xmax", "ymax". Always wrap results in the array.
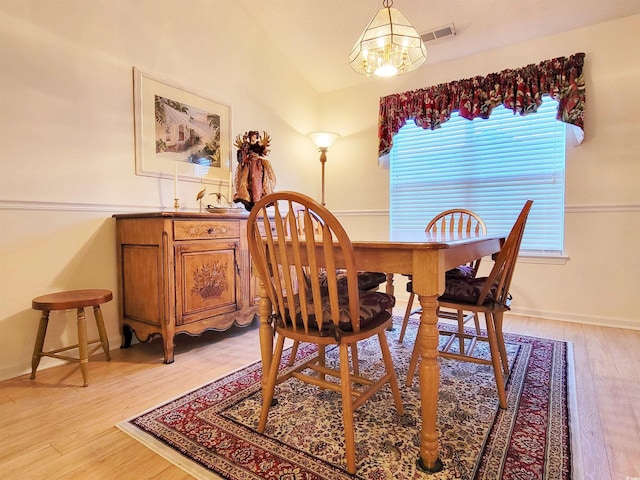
[
  {"xmin": 30, "ymin": 289, "xmax": 113, "ymax": 386},
  {"xmin": 32, "ymin": 289, "xmax": 113, "ymax": 311}
]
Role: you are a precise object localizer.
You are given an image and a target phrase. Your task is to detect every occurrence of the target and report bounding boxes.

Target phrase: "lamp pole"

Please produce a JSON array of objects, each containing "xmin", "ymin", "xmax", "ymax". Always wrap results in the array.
[
  {"xmin": 308, "ymin": 131, "xmax": 340, "ymax": 207},
  {"xmin": 319, "ymin": 147, "xmax": 328, "ymax": 206}
]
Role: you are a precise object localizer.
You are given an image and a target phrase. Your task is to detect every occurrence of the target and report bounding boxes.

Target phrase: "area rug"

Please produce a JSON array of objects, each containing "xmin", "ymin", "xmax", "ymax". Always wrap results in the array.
[{"xmin": 117, "ymin": 317, "xmax": 578, "ymax": 479}]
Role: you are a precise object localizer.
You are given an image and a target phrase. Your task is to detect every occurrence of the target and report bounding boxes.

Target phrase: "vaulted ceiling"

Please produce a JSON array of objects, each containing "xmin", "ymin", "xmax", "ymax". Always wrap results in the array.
[{"xmin": 237, "ymin": 0, "xmax": 640, "ymax": 93}]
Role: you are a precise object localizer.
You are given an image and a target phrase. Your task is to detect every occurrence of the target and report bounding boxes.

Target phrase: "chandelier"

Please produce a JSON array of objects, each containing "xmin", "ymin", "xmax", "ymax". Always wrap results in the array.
[{"xmin": 348, "ymin": 0, "xmax": 427, "ymax": 77}]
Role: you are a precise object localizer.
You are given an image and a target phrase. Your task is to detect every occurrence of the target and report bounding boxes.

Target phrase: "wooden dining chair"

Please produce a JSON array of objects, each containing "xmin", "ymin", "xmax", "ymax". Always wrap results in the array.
[
  {"xmin": 285, "ymin": 206, "xmax": 387, "ymax": 375},
  {"xmin": 405, "ymin": 200, "xmax": 533, "ymax": 409},
  {"xmin": 399, "ymin": 208, "xmax": 487, "ymax": 350},
  {"xmin": 247, "ymin": 191, "xmax": 403, "ymax": 474}
]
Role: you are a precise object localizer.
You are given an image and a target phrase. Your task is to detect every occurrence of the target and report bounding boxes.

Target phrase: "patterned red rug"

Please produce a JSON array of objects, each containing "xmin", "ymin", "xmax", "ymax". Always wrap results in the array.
[{"xmin": 118, "ymin": 318, "xmax": 578, "ymax": 479}]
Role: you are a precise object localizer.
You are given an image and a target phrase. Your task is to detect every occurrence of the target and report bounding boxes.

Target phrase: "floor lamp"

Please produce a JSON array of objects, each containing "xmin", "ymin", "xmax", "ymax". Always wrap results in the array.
[{"xmin": 308, "ymin": 132, "xmax": 340, "ymax": 206}]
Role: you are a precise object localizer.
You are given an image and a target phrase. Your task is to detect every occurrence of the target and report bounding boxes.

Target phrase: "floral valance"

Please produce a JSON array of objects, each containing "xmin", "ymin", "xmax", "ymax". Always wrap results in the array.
[{"xmin": 378, "ymin": 52, "xmax": 586, "ymax": 158}]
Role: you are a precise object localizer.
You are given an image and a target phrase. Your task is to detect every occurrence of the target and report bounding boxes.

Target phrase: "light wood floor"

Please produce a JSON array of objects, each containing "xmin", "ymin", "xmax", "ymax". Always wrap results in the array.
[{"xmin": 1, "ymin": 306, "xmax": 638, "ymax": 480}]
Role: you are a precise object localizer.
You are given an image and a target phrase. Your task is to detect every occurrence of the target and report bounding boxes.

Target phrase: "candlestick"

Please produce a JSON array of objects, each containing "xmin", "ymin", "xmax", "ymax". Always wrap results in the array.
[
  {"xmin": 173, "ymin": 163, "xmax": 178, "ymax": 198},
  {"xmin": 228, "ymin": 163, "xmax": 233, "ymax": 201}
]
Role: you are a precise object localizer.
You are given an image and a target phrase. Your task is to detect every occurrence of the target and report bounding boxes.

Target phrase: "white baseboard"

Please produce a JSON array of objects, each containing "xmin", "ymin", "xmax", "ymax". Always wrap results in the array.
[
  {"xmin": 394, "ymin": 291, "xmax": 640, "ymax": 331},
  {"xmin": 507, "ymin": 307, "xmax": 640, "ymax": 331}
]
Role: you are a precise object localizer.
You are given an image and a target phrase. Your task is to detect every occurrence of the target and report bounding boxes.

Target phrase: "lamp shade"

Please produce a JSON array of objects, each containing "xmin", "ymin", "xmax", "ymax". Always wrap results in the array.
[
  {"xmin": 349, "ymin": 2, "xmax": 426, "ymax": 77},
  {"xmin": 308, "ymin": 131, "xmax": 340, "ymax": 149}
]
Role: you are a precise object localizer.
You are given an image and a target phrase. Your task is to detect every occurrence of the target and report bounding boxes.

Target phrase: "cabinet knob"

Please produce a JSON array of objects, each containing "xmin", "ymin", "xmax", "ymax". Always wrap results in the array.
[{"xmin": 208, "ymin": 227, "xmax": 228, "ymax": 235}]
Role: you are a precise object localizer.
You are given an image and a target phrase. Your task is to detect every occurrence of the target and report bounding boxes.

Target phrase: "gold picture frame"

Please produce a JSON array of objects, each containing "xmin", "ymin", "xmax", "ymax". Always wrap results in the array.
[{"xmin": 133, "ymin": 67, "xmax": 232, "ymax": 185}]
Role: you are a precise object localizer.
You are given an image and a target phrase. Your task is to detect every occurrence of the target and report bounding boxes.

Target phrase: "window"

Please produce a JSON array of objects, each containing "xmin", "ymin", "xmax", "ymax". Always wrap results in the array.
[{"xmin": 389, "ymin": 96, "xmax": 566, "ymax": 256}]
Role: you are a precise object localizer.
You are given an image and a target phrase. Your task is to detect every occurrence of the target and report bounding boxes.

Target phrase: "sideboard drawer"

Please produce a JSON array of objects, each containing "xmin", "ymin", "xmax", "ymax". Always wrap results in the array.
[{"xmin": 174, "ymin": 220, "xmax": 240, "ymax": 240}]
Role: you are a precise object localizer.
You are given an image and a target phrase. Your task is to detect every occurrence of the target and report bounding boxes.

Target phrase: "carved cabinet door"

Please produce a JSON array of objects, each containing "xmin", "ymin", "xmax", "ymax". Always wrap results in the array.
[{"xmin": 174, "ymin": 241, "xmax": 240, "ymax": 325}]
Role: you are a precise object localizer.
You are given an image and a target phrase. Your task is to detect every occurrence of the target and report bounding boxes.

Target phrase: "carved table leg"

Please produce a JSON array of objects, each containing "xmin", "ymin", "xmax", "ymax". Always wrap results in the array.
[{"xmin": 416, "ymin": 293, "xmax": 443, "ymax": 473}]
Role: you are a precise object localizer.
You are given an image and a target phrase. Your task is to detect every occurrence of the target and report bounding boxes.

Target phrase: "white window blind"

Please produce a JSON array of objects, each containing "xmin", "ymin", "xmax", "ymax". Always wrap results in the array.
[{"xmin": 389, "ymin": 96, "xmax": 566, "ymax": 255}]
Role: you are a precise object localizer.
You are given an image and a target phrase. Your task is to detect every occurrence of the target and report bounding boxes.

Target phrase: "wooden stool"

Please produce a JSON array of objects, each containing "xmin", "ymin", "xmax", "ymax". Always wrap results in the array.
[{"xmin": 31, "ymin": 289, "xmax": 112, "ymax": 386}]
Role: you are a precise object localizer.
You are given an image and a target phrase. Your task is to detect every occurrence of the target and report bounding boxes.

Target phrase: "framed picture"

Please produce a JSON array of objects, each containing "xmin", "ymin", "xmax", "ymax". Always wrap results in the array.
[{"xmin": 133, "ymin": 67, "xmax": 232, "ymax": 186}]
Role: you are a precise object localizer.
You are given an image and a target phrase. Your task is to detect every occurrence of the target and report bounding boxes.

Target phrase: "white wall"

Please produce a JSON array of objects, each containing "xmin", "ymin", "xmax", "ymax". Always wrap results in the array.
[
  {"xmin": 0, "ymin": 1, "xmax": 321, "ymax": 381},
  {"xmin": 323, "ymin": 15, "xmax": 640, "ymax": 330},
  {"xmin": 1, "ymin": 3, "xmax": 638, "ymax": 382}
]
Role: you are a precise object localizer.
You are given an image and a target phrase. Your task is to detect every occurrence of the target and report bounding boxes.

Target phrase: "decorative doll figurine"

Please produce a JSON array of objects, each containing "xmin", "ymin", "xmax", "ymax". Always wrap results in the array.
[{"xmin": 233, "ymin": 130, "xmax": 276, "ymax": 211}]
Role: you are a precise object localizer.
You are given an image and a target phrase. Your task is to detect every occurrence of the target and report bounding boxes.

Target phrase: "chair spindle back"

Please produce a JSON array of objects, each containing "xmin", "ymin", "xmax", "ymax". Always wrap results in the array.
[
  {"xmin": 426, "ymin": 208, "xmax": 487, "ymax": 275},
  {"xmin": 476, "ymin": 200, "xmax": 533, "ymax": 307},
  {"xmin": 248, "ymin": 191, "xmax": 362, "ymax": 335}
]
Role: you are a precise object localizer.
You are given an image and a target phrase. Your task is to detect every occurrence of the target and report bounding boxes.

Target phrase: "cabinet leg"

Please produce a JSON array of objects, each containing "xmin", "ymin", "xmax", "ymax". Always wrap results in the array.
[
  {"xmin": 121, "ymin": 324, "xmax": 132, "ymax": 348},
  {"xmin": 163, "ymin": 336, "xmax": 175, "ymax": 364}
]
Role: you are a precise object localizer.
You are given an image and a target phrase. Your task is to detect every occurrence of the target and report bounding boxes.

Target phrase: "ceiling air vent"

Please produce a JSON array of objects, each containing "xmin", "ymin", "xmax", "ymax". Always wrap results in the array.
[{"xmin": 421, "ymin": 23, "xmax": 456, "ymax": 42}]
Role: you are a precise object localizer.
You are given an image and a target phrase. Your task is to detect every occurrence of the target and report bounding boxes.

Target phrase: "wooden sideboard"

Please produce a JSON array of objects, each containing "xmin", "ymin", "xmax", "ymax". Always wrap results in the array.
[{"xmin": 113, "ymin": 211, "xmax": 258, "ymax": 363}]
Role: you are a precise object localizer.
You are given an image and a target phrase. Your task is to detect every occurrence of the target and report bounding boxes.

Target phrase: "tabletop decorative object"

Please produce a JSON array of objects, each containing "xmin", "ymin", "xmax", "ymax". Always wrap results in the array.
[
  {"xmin": 205, "ymin": 186, "xmax": 245, "ymax": 214},
  {"xmin": 196, "ymin": 180, "xmax": 207, "ymax": 213},
  {"xmin": 233, "ymin": 130, "xmax": 276, "ymax": 211}
]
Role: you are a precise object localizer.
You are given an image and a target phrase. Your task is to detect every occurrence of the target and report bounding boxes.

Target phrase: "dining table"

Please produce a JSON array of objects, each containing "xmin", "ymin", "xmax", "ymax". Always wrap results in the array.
[{"xmin": 254, "ymin": 230, "xmax": 505, "ymax": 472}]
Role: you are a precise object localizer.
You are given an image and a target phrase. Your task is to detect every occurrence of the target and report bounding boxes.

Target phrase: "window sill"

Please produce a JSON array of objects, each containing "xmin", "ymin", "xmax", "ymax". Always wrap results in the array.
[{"xmin": 517, "ymin": 254, "xmax": 569, "ymax": 265}]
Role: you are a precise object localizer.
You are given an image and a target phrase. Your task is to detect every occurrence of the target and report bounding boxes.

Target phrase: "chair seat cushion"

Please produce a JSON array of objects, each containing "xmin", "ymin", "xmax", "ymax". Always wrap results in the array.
[
  {"xmin": 406, "ymin": 265, "xmax": 476, "ymax": 293},
  {"xmin": 317, "ymin": 270, "xmax": 387, "ymax": 294},
  {"xmin": 445, "ymin": 265, "xmax": 475, "ymax": 278},
  {"xmin": 439, "ymin": 276, "xmax": 499, "ymax": 306},
  {"xmin": 289, "ymin": 291, "xmax": 395, "ymax": 334},
  {"xmin": 353, "ymin": 271, "xmax": 388, "ymax": 291}
]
